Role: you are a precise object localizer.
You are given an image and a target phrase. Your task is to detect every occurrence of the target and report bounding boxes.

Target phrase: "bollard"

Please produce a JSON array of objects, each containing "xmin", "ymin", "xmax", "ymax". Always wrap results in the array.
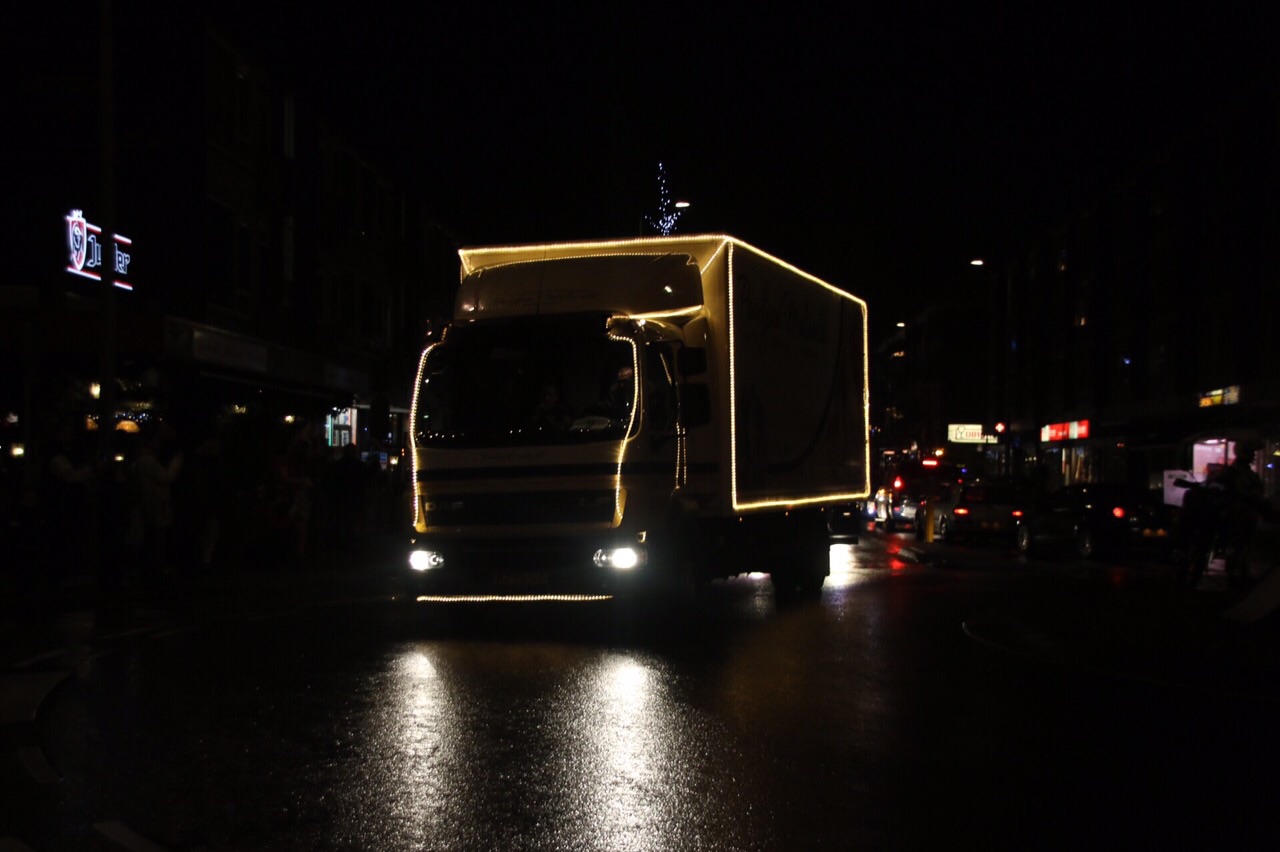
[{"xmin": 923, "ymin": 500, "xmax": 935, "ymax": 543}]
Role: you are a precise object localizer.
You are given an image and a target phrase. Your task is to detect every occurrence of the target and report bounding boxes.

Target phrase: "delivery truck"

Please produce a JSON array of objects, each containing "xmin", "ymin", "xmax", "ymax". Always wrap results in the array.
[{"xmin": 406, "ymin": 234, "xmax": 869, "ymax": 603}]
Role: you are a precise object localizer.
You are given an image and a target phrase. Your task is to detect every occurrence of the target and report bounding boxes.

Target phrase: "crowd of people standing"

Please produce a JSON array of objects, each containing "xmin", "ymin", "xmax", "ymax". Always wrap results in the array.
[{"xmin": 1, "ymin": 415, "xmax": 408, "ymax": 603}]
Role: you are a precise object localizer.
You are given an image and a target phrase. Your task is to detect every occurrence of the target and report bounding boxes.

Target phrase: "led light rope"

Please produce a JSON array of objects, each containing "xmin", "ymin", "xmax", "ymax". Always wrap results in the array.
[
  {"xmin": 415, "ymin": 594, "xmax": 614, "ymax": 603},
  {"xmin": 408, "ymin": 341, "xmax": 441, "ymax": 527},
  {"xmin": 455, "ymin": 234, "xmax": 873, "ymax": 511}
]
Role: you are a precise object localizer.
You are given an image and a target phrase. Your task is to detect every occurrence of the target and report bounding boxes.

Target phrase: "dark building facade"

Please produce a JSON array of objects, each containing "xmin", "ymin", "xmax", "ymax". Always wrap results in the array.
[
  {"xmin": 1, "ymin": 8, "xmax": 465, "ymax": 579},
  {"xmin": 872, "ymin": 73, "xmax": 1280, "ymax": 501},
  {"xmin": 995, "ymin": 77, "xmax": 1280, "ymax": 498},
  {"xmin": 4, "ymin": 8, "xmax": 456, "ymax": 468}
]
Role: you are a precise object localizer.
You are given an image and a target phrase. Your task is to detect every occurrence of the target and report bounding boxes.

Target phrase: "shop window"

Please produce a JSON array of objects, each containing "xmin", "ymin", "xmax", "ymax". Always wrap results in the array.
[
  {"xmin": 1192, "ymin": 440, "xmax": 1232, "ymax": 482},
  {"xmin": 326, "ymin": 408, "xmax": 357, "ymax": 447}
]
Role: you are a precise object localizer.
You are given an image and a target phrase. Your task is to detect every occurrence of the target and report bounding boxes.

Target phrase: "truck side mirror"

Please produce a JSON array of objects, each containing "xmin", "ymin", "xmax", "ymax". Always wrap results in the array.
[
  {"xmin": 682, "ymin": 384, "xmax": 711, "ymax": 428},
  {"xmin": 678, "ymin": 346, "xmax": 708, "ymax": 377}
]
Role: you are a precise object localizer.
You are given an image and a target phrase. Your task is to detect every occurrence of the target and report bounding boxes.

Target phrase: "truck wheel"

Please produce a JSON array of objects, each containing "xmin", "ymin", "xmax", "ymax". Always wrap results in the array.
[
  {"xmin": 668, "ymin": 549, "xmax": 710, "ymax": 605},
  {"xmin": 649, "ymin": 524, "xmax": 710, "ymax": 606},
  {"xmin": 773, "ymin": 514, "xmax": 829, "ymax": 603}
]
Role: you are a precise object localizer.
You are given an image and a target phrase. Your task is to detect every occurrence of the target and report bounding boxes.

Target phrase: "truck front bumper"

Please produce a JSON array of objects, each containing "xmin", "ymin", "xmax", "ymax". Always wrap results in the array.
[{"xmin": 406, "ymin": 535, "xmax": 648, "ymax": 601}]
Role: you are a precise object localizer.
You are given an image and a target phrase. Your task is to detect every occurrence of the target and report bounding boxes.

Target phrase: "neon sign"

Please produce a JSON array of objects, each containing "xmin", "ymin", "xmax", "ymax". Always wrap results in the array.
[
  {"xmin": 1040, "ymin": 419, "xmax": 1089, "ymax": 442},
  {"xmin": 947, "ymin": 424, "xmax": 997, "ymax": 444},
  {"xmin": 66, "ymin": 209, "xmax": 133, "ymax": 291}
]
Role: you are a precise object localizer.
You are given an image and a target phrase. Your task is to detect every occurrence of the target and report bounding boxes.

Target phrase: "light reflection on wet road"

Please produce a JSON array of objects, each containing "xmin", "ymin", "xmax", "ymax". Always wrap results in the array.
[
  {"xmin": 370, "ymin": 641, "xmax": 765, "ymax": 851},
  {"xmin": 20, "ymin": 535, "xmax": 1280, "ymax": 850}
]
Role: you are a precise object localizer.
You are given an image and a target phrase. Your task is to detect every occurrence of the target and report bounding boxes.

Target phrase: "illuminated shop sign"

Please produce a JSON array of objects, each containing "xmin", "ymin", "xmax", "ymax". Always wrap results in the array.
[
  {"xmin": 1198, "ymin": 385, "xmax": 1240, "ymax": 407},
  {"xmin": 1040, "ymin": 419, "xmax": 1089, "ymax": 442},
  {"xmin": 947, "ymin": 424, "xmax": 997, "ymax": 444},
  {"xmin": 66, "ymin": 209, "xmax": 133, "ymax": 291}
]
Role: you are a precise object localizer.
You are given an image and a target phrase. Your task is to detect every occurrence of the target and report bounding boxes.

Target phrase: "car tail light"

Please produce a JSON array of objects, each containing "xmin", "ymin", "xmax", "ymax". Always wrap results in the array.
[
  {"xmin": 893, "ymin": 477, "xmax": 903, "ymax": 490},
  {"xmin": 954, "ymin": 507, "xmax": 970, "ymax": 516},
  {"xmin": 1112, "ymin": 506, "xmax": 1126, "ymax": 519},
  {"xmin": 1011, "ymin": 509, "xmax": 1024, "ymax": 518}
]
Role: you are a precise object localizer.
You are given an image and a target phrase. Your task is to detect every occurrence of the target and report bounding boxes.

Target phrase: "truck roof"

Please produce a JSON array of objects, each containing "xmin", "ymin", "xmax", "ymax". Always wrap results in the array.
[
  {"xmin": 460, "ymin": 234, "xmax": 737, "ymax": 278},
  {"xmin": 458, "ymin": 235, "xmax": 857, "ymax": 302}
]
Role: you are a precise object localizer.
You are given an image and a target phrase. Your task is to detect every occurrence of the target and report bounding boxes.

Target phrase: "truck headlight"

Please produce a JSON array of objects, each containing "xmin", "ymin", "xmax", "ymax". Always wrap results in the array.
[
  {"xmin": 593, "ymin": 546, "xmax": 644, "ymax": 571},
  {"xmin": 409, "ymin": 549, "xmax": 445, "ymax": 571}
]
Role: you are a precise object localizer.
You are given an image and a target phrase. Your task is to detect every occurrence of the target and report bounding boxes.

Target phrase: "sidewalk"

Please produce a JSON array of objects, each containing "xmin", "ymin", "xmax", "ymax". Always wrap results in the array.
[{"xmin": 0, "ymin": 535, "xmax": 408, "ymax": 671}]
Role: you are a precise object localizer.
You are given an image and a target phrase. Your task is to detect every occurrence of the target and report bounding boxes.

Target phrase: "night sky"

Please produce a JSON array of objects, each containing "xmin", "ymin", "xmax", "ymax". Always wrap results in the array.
[{"xmin": 19, "ymin": 3, "xmax": 1280, "ymax": 323}]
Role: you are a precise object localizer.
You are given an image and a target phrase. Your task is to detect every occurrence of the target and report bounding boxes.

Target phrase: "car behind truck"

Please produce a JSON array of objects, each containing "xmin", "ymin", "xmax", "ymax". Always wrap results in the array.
[{"xmin": 407, "ymin": 235, "xmax": 869, "ymax": 603}]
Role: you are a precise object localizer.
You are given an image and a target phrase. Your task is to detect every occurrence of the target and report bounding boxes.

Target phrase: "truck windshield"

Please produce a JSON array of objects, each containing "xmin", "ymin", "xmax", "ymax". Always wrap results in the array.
[{"xmin": 414, "ymin": 318, "xmax": 639, "ymax": 447}]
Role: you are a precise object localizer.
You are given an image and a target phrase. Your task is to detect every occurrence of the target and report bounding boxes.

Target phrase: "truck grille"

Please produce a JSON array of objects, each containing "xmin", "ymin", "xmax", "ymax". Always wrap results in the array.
[{"xmin": 422, "ymin": 490, "xmax": 617, "ymax": 526}]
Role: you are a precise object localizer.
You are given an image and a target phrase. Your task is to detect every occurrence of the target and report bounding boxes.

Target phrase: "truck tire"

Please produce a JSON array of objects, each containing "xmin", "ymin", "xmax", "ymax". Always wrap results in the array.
[
  {"xmin": 646, "ymin": 522, "xmax": 711, "ymax": 606},
  {"xmin": 772, "ymin": 511, "xmax": 828, "ymax": 602}
]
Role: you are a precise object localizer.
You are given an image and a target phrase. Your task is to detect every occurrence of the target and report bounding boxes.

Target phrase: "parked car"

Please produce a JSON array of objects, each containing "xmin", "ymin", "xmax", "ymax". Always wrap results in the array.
[
  {"xmin": 872, "ymin": 458, "xmax": 960, "ymax": 532},
  {"xmin": 1014, "ymin": 482, "xmax": 1173, "ymax": 559},
  {"xmin": 930, "ymin": 481, "xmax": 1021, "ymax": 543}
]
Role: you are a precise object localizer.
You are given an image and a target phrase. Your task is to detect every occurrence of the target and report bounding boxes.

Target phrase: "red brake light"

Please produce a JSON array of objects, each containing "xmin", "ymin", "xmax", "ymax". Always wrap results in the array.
[
  {"xmin": 893, "ymin": 477, "xmax": 904, "ymax": 490},
  {"xmin": 1011, "ymin": 509, "xmax": 1024, "ymax": 518},
  {"xmin": 1112, "ymin": 507, "xmax": 1126, "ymax": 519},
  {"xmin": 922, "ymin": 459, "xmax": 939, "ymax": 467},
  {"xmin": 954, "ymin": 507, "xmax": 970, "ymax": 516}
]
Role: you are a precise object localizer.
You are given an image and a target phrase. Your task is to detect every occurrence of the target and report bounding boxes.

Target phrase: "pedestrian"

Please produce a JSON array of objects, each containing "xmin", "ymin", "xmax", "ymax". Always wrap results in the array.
[
  {"xmin": 133, "ymin": 423, "xmax": 183, "ymax": 583},
  {"xmin": 1210, "ymin": 439, "xmax": 1270, "ymax": 586},
  {"xmin": 274, "ymin": 424, "xmax": 317, "ymax": 569},
  {"xmin": 325, "ymin": 441, "xmax": 369, "ymax": 554},
  {"xmin": 94, "ymin": 431, "xmax": 135, "ymax": 594},
  {"xmin": 43, "ymin": 422, "xmax": 101, "ymax": 593},
  {"xmin": 180, "ymin": 431, "xmax": 229, "ymax": 573}
]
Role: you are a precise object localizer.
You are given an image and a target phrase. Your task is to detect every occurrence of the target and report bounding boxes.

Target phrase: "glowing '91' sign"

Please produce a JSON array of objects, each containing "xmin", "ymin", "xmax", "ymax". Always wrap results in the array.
[{"xmin": 66, "ymin": 209, "xmax": 133, "ymax": 291}]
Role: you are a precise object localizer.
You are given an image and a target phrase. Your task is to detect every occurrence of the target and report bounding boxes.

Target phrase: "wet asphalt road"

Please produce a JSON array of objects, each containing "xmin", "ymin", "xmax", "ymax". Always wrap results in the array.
[{"xmin": 4, "ymin": 534, "xmax": 1280, "ymax": 851}]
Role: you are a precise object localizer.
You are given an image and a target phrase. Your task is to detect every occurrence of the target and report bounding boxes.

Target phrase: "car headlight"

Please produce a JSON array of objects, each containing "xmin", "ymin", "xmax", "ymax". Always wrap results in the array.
[{"xmin": 593, "ymin": 546, "xmax": 645, "ymax": 571}]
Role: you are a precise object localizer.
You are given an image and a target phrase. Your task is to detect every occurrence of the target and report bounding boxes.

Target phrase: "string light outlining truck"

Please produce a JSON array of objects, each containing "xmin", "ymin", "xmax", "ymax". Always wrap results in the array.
[{"xmin": 407, "ymin": 235, "xmax": 870, "ymax": 604}]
